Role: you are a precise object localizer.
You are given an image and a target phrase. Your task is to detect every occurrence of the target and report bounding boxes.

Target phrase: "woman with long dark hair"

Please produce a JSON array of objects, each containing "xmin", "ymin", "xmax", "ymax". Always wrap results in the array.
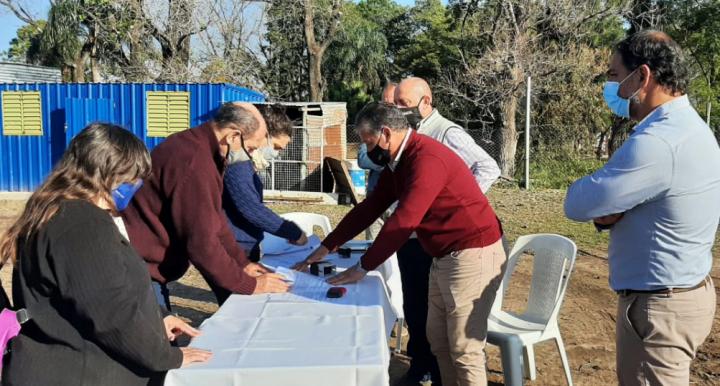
[{"xmin": 0, "ymin": 123, "xmax": 211, "ymax": 386}]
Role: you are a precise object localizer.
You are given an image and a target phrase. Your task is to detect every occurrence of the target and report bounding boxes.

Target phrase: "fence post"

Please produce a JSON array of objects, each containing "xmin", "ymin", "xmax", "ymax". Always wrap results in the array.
[
  {"xmin": 707, "ymin": 102, "xmax": 712, "ymax": 125},
  {"xmin": 525, "ymin": 76, "xmax": 531, "ymax": 190}
]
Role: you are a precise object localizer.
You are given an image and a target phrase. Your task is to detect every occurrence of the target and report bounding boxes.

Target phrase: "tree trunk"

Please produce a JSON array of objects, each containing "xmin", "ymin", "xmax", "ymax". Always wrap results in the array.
[
  {"xmin": 608, "ymin": 116, "xmax": 629, "ymax": 157},
  {"xmin": 303, "ymin": 0, "xmax": 340, "ymax": 102},
  {"xmin": 89, "ymin": 21, "xmax": 101, "ymax": 82},
  {"xmin": 596, "ymin": 129, "xmax": 608, "ymax": 159},
  {"xmin": 73, "ymin": 53, "xmax": 87, "ymax": 82},
  {"xmin": 498, "ymin": 92, "xmax": 519, "ymax": 177},
  {"xmin": 308, "ymin": 51, "xmax": 323, "ymax": 102}
]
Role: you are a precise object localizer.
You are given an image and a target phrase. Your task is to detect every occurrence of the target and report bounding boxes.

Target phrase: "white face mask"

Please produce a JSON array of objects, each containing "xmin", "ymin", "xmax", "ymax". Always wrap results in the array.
[
  {"xmin": 251, "ymin": 149, "xmax": 270, "ymax": 171},
  {"xmin": 227, "ymin": 149, "xmax": 251, "ymax": 165},
  {"xmin": 260, "ymin": 146, "xmax": 280, "ymax": 161},
  {"xmin": 226, "ymin": 135, "xmax": 252, "ymax": 165}
]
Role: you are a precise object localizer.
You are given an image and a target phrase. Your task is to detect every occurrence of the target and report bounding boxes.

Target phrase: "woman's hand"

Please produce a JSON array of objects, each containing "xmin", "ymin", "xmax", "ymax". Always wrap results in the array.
[
  {"xmin": 180, "ymin": 347, "xmax": 212, "ymax": 367},
  {"xmin": 163, "ymin": 315, "xmax": 201, "ymax": 342}
]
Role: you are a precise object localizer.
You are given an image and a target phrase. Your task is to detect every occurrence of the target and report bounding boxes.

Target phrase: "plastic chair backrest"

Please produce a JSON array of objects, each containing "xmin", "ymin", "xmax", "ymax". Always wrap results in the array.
[
  {"xmin": 493, "ymin": 234, "xmax": 577, "ymax": 326},
  {"xmin": 280, "ymin": 212, "xmax": 333, "ymax": 237}
]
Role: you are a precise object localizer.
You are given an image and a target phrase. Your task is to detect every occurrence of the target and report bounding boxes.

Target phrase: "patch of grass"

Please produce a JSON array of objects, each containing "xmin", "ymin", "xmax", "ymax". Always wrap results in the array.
[
  {"xmin": 487, "ymin": 188, "xmax": 609, "ymax": 254},
  {"xmin": 522, "ymin": 155, "xmax": 605, "ymax": 190}
]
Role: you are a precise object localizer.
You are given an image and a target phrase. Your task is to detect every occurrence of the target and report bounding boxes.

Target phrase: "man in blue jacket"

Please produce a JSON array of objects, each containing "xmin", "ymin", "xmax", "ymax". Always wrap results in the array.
[{"xmin": 223, "ymin": 104, "xmax": 308, "ymax": 279}]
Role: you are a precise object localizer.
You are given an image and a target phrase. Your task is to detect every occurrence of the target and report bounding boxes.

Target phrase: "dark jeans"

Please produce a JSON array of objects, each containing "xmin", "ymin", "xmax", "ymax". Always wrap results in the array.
[
  {"xmin": 397, "ymin": 238, "xmax": 441, "ymax": 384},
  {"xmin": 152, "ymin": 281, "xmax": 172, "ymax": 312},
  {"xmin": 152, "ymin": 278, "xmax": 231, "ymax": 310}
]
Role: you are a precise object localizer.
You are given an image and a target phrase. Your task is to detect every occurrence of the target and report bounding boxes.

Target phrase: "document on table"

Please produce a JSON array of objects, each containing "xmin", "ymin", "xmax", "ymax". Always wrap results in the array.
[{"xmin": 276, "ymin": 266, "xmax": 331, "ymax": 301}]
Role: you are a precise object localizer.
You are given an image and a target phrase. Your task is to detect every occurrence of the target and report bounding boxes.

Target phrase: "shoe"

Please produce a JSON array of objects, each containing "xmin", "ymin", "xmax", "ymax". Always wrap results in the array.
[{"xmin": 419, "ymin": 372, "xmax": 433, "ymax": 385}]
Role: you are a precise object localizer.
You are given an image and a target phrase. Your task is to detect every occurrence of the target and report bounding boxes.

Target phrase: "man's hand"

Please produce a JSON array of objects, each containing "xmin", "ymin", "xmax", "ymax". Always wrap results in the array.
[
  {"xmin": 180, "ymin": 347, "xmax": 212, "ymax": 367},
  {"xmin": 253, "ymin": 273, "xmax": 291, "ymax": 294},
  {"xmin": 244, "ymin": 262, "xmax": 271, "ymax": 277},
  {"xmin": 291, "ymin": 245, "xmax": 330, "ymax": 271},
  {"xmin": 289, "ymin": 233, "xmax": 309, "ymax": 246},
  {"xmin": 327, "ymin": 264, "xmax": 367, "ymax": 285},
  {"xmin": 163, "ymin": 315, "xmax": 201, "ymax": 342}
]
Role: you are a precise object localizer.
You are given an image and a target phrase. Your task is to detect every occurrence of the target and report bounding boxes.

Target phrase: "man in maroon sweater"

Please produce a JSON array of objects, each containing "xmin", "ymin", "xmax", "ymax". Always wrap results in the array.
[
  {"xmin": 295, "ymin": 102, "xmax": 506, "ymax": 386},
  {"xmin": 123, "ymin": 102, "xmax": 289, "ymax": 309}
]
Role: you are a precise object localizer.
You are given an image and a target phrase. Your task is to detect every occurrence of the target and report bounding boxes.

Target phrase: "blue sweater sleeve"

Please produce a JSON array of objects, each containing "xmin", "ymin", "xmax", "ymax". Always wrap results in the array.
[{"xmin": 224, "ymin": 162, "xmax": 303, "ymax": 241}]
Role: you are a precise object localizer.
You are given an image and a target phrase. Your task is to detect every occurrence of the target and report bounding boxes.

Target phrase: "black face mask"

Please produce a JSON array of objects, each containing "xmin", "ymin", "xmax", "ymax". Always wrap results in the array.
[
  {"xmin": 399, "ymin": 102, "xmax": 423, "ymax": 129},
  {"xmin": 367, "ymin": 138, "xmax": 392, "ymax": 167}
]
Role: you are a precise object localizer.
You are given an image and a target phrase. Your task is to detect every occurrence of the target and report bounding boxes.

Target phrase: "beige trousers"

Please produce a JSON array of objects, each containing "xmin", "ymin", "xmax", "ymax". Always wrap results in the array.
[
  {"xmin": 616, "ymin": 277, "xmax": 716, "ymax": 386},
  {"xmin": 426, "ymin": 239, "xmax": 506, "ymax": 386}
]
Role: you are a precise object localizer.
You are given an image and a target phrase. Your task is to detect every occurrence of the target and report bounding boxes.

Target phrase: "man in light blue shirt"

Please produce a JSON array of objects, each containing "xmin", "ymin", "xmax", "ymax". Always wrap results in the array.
[{"xmin": 565, "ymin": 31, "xmax": 719, "ymax": 386}]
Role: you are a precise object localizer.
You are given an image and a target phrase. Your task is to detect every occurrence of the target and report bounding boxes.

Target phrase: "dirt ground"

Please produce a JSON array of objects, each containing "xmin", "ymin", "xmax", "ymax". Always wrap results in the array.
[{"xmin": 0, "ymin": 187, "xmax": 718, "ymax": 386}]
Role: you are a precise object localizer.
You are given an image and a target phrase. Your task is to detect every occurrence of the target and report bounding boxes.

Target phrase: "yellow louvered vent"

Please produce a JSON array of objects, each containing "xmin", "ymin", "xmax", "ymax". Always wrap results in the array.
[
  {"xmin": 2, "ymin": 91, "xmax": 42, "ymax": 136},
  {"xmin": 146, "ymin": 91, "xmax": 190, "ymax": 137}
]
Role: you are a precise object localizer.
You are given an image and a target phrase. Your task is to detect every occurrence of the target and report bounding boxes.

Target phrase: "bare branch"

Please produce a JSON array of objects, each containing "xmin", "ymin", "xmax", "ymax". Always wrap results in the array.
[{"xmin": 0, "ymin": 0, "xmax": 38, "ymax": 26}]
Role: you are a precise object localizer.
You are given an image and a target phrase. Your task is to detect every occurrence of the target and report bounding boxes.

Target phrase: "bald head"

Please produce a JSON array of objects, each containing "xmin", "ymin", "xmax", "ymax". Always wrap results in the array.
[
  {"xmin": 213, "ymin": 102, "xmax": 269, "ymax": 155},
  {"xmin": 381, "ymin": 83, "xmax": 397, "ymax": 104},
  {"xmin": 232, "ymin": 102, "xmax": 267, "ymax": 135},
  {"xmin": 395, "ymin": 77, "xmax": 434, "ymax": 118}
]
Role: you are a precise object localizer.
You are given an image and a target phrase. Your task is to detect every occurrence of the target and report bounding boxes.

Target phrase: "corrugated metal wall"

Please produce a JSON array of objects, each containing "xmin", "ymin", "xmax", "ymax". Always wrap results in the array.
[
  {"xmin": 0, "ymin": 83, "xmax": 265, "ymax": 191},
  {"xmin": 0, "ymin": 63, "xmax": 62, "ymax": 83}
]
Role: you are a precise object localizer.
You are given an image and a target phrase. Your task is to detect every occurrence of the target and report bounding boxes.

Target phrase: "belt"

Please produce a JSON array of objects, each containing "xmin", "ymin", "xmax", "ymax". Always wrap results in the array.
[{"xmin": 616, "ymin": 276, "xmax": 709, "ymax": 297}]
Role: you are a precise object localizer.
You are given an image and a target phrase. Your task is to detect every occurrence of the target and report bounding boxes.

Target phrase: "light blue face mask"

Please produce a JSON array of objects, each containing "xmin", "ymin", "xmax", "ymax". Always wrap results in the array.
[
  {"xmin": 260, "ymin": 146, "xmax": 280, "ymax": 161},
  {"xmin": 603, "ymin": 70, "xmax": 641, "ymax": 119}
]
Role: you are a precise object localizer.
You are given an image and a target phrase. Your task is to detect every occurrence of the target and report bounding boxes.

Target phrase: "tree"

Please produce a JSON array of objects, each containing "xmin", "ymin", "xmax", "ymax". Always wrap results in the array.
[
  {"xmin": 661, "ymin": 0, "xmax": 720, "ymax": 131},
  {"xmin": 303, "ymin": 0, "xmax": 342, "ymax": 101},
  {"xmin": 195, "ymin": 0, "xmax": 265, "ymax": 87},
  {"xmin": 394, "ymin": 0, "xmax": 459, "ymax": 80},
  {"xmin": 436, "ymin": 0, "xmax": 631, "ymax": 177},
  {"xmin": 325, "ymin": 0, "xmax": 395, "ymax": 117},
  {"xmin": 7, "ymin": 22, "xmax": 45, "ymax": 63},
  {"xmin": 261, "ymin": 0, "xmax": 308, "ymax": 100}
]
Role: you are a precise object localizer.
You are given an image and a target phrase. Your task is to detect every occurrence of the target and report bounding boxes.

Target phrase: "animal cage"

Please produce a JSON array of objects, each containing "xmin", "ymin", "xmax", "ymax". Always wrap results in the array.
[{"xmin": 257, "ymin": 102, "xmax": 347, "ymax": 194}]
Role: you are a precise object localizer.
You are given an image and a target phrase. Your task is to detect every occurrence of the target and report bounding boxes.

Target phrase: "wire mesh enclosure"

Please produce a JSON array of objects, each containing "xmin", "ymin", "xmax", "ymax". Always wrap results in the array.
[{"xmin": 257, "ymin": 102, "xmax": 347, "ymax": 193}]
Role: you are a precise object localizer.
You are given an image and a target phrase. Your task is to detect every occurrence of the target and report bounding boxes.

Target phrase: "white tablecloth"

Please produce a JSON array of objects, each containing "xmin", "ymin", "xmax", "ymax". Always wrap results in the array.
[{"xmin": 165, "ymin": 240, "xmax": 396, "ymax": 386}]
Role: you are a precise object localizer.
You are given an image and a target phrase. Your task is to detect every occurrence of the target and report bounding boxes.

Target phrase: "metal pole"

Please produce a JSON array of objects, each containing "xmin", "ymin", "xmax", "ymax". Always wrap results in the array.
[
  {"xmin": 707, "ymin": 102, "xmax": 712, "ymax": 125},
  {"xmin": 525, "ymin": 76, "xmax": 531, "ymax": 190},
  {"xmin": 320, "ymin": 124, "xmax": 324, "ymax": 193},
  {"xmin": 271, "ymin": 159, "xmax": 275, "ymax": 191}
]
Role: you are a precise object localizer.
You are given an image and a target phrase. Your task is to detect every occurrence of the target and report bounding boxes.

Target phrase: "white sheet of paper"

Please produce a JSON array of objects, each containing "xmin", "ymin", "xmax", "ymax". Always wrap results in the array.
[{"xmin": 275, "ymin": 266, "xmax": 331, "ymax": 301}]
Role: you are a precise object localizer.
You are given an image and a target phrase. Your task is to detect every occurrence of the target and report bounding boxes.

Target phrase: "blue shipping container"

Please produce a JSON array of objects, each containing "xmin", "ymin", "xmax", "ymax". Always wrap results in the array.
[{"xmin": 0, "ymin": 83, "xmax": 264, "ymax": 192}]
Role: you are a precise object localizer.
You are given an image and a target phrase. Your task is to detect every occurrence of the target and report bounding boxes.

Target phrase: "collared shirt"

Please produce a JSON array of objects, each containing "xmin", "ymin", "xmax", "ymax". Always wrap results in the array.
[
  {"xmin": 565, "ymin": 96, "xmax": 720, "ymax": 291},
  {"xmin": 417, "ymin": 109, "xmax": 500, "ymax": 193},
  {"xmin": 388, "ymin": 129, "xmax": 412, "ymax": 172}
]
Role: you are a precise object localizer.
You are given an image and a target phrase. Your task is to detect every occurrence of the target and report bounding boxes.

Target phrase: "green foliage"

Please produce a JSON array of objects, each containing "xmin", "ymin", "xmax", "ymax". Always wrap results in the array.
[
  {"xmin": 661, "ymin": 0, "xmax": 720, "ymax": 132},
  {"xmin": 520, "ymin": 154, "xmax": 605, "ymax": 190},
  {"xmin": 394, "ymin": 0, "xmax": 459, "ymax": 79},
  {"xmin": 262, "ymin": 1, "xmax": 308, "ymax": 100},
  {"xmin": 7, "ymin": 22, "xmax": 45, "ymax": 63}
]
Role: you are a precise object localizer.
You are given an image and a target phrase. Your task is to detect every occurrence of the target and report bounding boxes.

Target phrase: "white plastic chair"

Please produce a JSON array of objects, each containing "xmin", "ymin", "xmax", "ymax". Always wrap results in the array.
[
  {"xmin": 487, "ymin": 234, "xmax": 577, "ymax": 386},
  {"xmin": 280, "ymin": 212, "xmax": 333, "ymax": 237}
]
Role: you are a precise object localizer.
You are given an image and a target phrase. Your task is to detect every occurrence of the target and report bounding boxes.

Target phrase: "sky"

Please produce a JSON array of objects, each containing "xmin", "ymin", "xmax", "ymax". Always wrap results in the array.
[{"xmin": 0, "ymin": 0, "xmax": 444, "ymax": 54}]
